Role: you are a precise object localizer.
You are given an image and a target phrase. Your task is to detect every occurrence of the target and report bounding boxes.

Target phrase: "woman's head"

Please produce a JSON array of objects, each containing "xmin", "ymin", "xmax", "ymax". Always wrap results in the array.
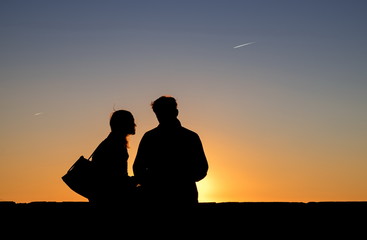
[{"xmin": 109, "ymin": 110, "xmax": 136, "ymax": 135}]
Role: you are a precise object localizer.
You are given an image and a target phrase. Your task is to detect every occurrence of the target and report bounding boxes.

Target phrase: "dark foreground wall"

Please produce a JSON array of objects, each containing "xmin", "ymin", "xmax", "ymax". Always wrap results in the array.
[{"xmin": 1, "ymin": 201, "xmax": 366, "ymax": 238}]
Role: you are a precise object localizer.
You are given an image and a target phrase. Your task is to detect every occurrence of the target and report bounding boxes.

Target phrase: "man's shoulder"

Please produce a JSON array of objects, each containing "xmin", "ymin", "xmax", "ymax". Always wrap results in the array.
[
  {"xmin": 143, "ymin": 126, "xmax": 198, "ymax": 136},
  {"xmin": 180, "ymin": 126, "xmax": 200, "ymax": 138},
  {"xmin": 143, "ymin": 127, "xmax": 160, "ymax": 137}
]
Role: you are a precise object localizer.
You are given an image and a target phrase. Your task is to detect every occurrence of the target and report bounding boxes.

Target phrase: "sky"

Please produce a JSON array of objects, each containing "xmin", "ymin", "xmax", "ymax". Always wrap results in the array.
[{"xmin": 1, "ymin": 0, "xmax": 366, "ymax": 203}]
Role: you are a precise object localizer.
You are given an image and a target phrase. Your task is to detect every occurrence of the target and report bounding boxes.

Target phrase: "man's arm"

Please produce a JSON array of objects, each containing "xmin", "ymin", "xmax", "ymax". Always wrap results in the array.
[
  {"xmin": 192, "ymin": 134, "xmax": 209, "ymax": 182},
  {"xmin": 133, "ymin": 134, "xmax": 149, "ymax": 184}
]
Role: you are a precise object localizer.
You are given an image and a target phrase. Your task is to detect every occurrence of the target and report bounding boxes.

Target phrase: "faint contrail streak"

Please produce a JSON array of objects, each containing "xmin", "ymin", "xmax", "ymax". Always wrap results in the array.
[{"xmin": 233, "ymin": 42, "xmax": 256, "ymax": 49}]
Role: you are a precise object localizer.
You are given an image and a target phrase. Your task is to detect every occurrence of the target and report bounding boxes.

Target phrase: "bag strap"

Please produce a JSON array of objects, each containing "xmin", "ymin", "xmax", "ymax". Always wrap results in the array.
[
  {"xmin": 88, "ymin": 144, "xmax": 101, "ymax": 160},
  {"xmin": 87, "ymin": 147, "xmax": 98, "ymax": 160},
  {"xmin": 87, "ymin": 135, "xmax": 109, "ymax": 160}
]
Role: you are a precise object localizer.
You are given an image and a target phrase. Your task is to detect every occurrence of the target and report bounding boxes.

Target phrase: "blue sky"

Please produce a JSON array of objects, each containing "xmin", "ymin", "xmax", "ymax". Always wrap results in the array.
[{"xmin": 1, "ymin": 0, "xmax": 366, "ymax": 202}]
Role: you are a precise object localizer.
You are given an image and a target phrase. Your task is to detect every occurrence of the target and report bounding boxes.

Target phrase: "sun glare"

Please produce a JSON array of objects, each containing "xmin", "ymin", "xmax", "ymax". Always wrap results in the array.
[{"xmin": 197, "ymin": 176, "xmax": 217, "ymax": 203}]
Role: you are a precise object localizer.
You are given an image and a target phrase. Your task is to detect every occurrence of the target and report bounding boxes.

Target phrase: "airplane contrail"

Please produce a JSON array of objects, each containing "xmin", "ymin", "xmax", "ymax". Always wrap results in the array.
[{"xmin": 233, "ymin": 42, "xmax": 256, "ymax": 49}]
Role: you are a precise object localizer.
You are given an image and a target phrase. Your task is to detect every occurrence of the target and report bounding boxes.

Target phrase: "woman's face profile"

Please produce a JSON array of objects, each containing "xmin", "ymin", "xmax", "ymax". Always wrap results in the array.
[
  {"xmin": 126, "ymin": 116, "xmax": 136, "ymax": 135},
  {"xmin": 111, "ymin": 110, "xmax": 136, "ymax": 135}
]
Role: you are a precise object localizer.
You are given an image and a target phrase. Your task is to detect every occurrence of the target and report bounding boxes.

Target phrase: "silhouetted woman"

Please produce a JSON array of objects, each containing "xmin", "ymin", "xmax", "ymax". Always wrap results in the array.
[{"xmin": 89, "ymin": 110, "xmax": 136, "ymax": 207}]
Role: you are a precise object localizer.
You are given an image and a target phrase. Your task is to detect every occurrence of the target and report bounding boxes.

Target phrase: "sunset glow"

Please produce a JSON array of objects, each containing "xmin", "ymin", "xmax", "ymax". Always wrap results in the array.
[{"xmin": 1, "ymin": 1, "xmax": 366, "ymax": 203}]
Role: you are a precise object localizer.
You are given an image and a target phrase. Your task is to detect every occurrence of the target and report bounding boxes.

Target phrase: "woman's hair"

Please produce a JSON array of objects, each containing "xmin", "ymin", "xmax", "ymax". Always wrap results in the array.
[{"xmin": 109, "ymin": 110, "xmax": 134, "ymax": 147}]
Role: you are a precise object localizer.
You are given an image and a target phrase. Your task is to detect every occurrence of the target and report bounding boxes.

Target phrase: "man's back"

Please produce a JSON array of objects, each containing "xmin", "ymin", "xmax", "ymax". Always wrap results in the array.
[{"xmin": 133, "ymin": 119, "xmax": 208, "ymax": 205}]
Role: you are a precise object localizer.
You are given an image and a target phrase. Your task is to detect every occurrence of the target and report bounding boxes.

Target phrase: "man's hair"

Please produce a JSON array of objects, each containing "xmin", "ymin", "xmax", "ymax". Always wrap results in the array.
[{"xmin": 151, "ymin": 96, "xmax": 178, "ymax": 114}]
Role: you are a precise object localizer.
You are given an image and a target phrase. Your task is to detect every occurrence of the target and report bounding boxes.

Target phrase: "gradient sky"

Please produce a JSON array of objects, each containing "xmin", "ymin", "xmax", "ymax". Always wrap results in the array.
[{"xmin": 1, "ymin": 0, "xmax": 366, "ymax": 203}]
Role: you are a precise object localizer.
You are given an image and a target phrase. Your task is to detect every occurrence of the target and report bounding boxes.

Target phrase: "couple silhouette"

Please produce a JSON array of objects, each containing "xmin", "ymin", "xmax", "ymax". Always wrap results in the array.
[{"xmin": 88, "ymin": 96, "xmax": 209, "ymax": 209}]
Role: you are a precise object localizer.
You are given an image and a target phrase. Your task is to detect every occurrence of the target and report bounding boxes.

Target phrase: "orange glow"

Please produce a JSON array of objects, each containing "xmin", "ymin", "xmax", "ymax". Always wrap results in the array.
[
  {"xmin": 1, "ymin": 97, "xmax": 367, "ymax": 203},
  {"xmin": 1, "ymin": 1, "xmax": 367, "ymax": 204}
]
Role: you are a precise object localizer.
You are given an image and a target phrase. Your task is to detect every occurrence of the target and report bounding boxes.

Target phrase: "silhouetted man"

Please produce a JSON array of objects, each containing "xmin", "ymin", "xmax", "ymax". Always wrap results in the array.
[{"xmin": 133, "ymin": 96, "xmax": 208, "ymax": 207}]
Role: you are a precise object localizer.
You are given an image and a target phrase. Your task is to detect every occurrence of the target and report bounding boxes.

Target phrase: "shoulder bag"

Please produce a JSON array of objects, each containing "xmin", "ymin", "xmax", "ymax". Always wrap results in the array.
[{"xmin": 62, "ymin": 150, "xmax": 96, "ymax": 200}]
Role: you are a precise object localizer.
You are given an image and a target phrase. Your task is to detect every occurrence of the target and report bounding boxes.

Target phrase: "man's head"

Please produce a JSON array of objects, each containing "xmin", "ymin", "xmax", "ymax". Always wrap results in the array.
[{"xmin": 151, "ymin": 96, "xmax": 179, "ymax": 124}]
